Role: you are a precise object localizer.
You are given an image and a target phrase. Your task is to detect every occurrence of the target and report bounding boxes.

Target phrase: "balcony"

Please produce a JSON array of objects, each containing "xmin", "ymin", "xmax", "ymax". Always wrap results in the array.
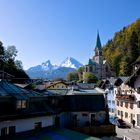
[{"xmin": 116, "ymin": 94, "xmax": 135, "ymax": 101}]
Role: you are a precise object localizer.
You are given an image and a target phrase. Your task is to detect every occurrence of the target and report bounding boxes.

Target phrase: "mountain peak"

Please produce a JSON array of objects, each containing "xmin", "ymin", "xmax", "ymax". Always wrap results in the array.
[
  {"xmin": 42, "ymin": 60, "xmax": 51, "ymax": 67},
  {"xmin": 60, "ymin": 57, "xmax": 83, "ymax": 69}
]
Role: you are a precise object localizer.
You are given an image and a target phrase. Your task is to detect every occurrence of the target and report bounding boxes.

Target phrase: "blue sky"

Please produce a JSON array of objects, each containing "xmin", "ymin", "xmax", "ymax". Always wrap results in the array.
[{"xmin": 0, "ymin": 0, "xmax": 140, "ymax": 69}]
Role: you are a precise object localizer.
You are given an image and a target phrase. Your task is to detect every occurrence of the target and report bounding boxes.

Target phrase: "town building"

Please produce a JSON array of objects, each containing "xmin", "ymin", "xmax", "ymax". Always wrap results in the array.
[
  {"xmin": 116, "ymin": 66, "xmax": 140, "ymax": 127},
  {"xmin": 99, "ymin": 77, "xmax": 117, "ymax": 118},
  {"xmin": 0, "ymin": 80, "xmax": 115, "ymax": 137},
  {"xmin": 0, "ymin": 81, "xmax": 54, "ymax": 136},
  {"xmin": 83, "ymin": 32, "xmax": 115, "ymax": 80}
]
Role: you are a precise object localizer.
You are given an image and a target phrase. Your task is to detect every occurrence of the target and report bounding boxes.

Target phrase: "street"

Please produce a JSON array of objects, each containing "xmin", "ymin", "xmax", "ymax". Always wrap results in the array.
[{"xmin": 102, "ymin": 126, "xmax": 140, "ymax": 140}]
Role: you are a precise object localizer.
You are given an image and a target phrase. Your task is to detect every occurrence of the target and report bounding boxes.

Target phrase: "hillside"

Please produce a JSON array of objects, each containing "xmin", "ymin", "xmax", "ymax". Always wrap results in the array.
[{"xmin": 103, "ymin": 18, "xmax": 140, "ymax": 76}]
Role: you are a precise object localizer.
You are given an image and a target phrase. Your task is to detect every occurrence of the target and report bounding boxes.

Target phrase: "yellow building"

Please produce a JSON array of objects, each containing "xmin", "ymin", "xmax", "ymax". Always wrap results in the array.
[{"xmin": 46, "ymin": 81, "xmax": 68, "ymax": 89}]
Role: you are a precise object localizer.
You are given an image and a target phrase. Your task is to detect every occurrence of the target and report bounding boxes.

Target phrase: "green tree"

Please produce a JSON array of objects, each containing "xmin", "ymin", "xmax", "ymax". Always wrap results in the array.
[
  {"xmin": 54, "ymin": 77, "xmax": 64, "ymax": 81},
  {"xmin": 83, "ymin": 72, "xmax": 98, "ymax": 83},
  {"xmin": 67, "ymin": 72, "xmax": 79, "ymax": 82},
  {"xmin": 77, "ymin": 67, "xmax": 84, "ymax": 82},
  {"xmin": 15, "ymin": 60, "xmax": 23, "ymax": 69},
  {"xmin": 103, "ymin": 18, "xmax": 140, "ymax": 76},
  {"xmin": 5, "ymin": 46, "xmax": 18, "ymax": 61}
]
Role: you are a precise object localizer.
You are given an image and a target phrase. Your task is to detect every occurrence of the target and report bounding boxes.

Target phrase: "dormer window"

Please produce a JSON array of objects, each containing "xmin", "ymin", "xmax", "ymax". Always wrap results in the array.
[{"xmin": 17, "ymin": 100, "xmax": 27, "ymax": 109}]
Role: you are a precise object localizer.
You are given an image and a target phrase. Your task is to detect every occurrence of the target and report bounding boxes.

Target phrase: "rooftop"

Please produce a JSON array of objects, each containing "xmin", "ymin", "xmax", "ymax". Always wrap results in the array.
[{"xmin": 0, "ymin": 81, "xmax": 43, "ymax": 99}]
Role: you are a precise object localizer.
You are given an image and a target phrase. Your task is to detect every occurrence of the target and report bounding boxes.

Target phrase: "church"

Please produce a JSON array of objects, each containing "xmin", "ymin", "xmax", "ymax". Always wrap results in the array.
[{"xmin": 83, "ymin": 32, "xmax": 115, "ymax": 80}]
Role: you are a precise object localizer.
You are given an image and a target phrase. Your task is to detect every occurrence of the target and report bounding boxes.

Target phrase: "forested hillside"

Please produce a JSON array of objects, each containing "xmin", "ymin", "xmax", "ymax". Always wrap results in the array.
[
  {"xmin": 103, "ymin": 18, "xmax": 140, "ymax": 76},
  {"xmin": 0, "ymin": 41, "xmax": 29, "ymax": 83}
]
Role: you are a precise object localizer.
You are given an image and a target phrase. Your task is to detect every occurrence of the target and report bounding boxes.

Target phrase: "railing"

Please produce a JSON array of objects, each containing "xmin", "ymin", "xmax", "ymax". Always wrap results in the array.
[{"xmin": 116, "ymin": 94, "xmax": 135, "ymax": 101}]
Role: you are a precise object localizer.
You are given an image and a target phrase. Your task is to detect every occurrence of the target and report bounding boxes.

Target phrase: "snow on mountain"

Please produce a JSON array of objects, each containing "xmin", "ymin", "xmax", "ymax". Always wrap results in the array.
[
  {"xmin": 60, "ymin": 57, "xmax": 83, "ymax": 69},
  {"xmin": 26, "ymin": 57, "xmax": 83, "ymax": 79},
  {"xmin": 41, "ymin": 60, "xmax": 58, "ymax": 71}
]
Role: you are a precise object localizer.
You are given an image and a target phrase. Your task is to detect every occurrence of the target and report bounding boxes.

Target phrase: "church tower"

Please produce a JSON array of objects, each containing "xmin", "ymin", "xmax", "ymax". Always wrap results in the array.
[{"xmin": 93, "ymin": 32, "xmax": 103, "ymax": 65}]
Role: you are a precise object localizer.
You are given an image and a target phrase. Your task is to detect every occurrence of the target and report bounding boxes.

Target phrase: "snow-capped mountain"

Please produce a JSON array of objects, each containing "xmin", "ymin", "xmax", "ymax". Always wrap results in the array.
[
  {"xmin": 60, "ymin": 57, "xmax": 83, "ymax": 69},
  {"xmin": 26, "ymin": 57, "xmax": 83, "ymax": 79},
  {"xmin": 27, "ymin": 60, "xmax": 58, "ymax": 72}
]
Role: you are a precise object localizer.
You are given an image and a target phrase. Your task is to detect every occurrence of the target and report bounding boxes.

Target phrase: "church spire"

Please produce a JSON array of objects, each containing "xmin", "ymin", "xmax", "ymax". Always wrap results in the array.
[{"xmin": 95, "ymin": 31, "xmax": 102, "ymax": 49}]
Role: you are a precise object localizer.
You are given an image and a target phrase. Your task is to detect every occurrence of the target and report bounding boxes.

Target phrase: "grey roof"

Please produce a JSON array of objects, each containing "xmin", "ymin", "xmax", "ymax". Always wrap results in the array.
[
  {"xmin": 67, "ymin": 88, "xmax": 105, "ymax": 95},
  {"xmin": 0, "ymin": 81, "xmax": 42, "ymax": 99},
  {"xmin": 76, "ymin": 83, "xmax": 95, "ymax": 89},
  {"xmin": 119, "ymin": 76, "xmax": 129, "ymax": 83},
  {"xmin": 107, "ymin": 77, "xmax": 117, "ymax": 85}
]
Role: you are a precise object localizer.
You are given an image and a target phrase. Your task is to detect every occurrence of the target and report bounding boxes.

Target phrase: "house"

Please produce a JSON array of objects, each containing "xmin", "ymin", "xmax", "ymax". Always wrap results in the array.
[
  {"xmin": 0, "ymin": 80, "xmax": 115, "ymax": 137},
  {"xmin": 48, "ymin": 88, "xmax": 115, "ymax": 135},
  {"xmin": 0, "ymin": 81, "xmax": 55, "ymax": 136},
  {"xmin": 83, "ymin": 32, "xmax": 115, "ymax": 80},
  {"xmin": 114, "ymin": 65, "xmax": 140, "ymax": 127},
  {"xmin": 120, "ymin": 65, "xmax": 140, "ymax": 127},
  {"xmin": 99, "ymin": 77, "xmax": 117, "ymax": 118},
  {"xmin": 45, "ymin": 81, "xmax": 68, "ymax": 89}
]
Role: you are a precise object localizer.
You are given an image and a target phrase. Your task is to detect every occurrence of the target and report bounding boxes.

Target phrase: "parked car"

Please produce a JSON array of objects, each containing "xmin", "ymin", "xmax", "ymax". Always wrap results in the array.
[{"xmin": 110, "ymin": 117, "xmax": 131, "ymax": 128}]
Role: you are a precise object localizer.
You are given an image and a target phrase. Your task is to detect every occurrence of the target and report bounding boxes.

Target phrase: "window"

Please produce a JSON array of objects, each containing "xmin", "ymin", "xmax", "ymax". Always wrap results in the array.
[
  {"xmin": 118, "ymin": 110, "xmax": 120, "ymax": 115},
  {"xmin": 137, "ymin": 101, "xmax": 140, "ymax": 108},
  {"xmin": 34, "ymin": 122, "xmax": 42, "ymax": 129},
  {"xmin": 112, "ymin": 108, "xmax": 114, "ymax": 113},
  {"xmin": 125, "ymin": 102, "xmax": 128, "ymax": 108},
  {"xmin": 120, "ymin": 101, "xmax": 123, "ymax": 107},
  {"xmin": 117, "ymin": 101, "xmax": 119, "ymax": 106},
  {"xmin": 1, "ymin": 127, "xmax": 8, "ymax": 136},
  {"xmin": 1, "ymin": 126, "xmax": 16, "ymax": 136},
  {"xmin": 17, "ymin": 100, "xmax": 22, "ymax": 109},
  {"xmin": 108, "ymin": 100, "xmax": 111, "ymax": 103},
  {"xmin": 121, "ymin": 111, "xmax": 123, "ymax": 117},
  {"xmin": 125, "ymin": 112, "xmax": 128, "ymax": 118},
  {"xmin": 112, "ymin": 101, "xmax": 115, "ymax": 105},
  {"xmin": 130, "ymin": 103, "xmax": 133, "ymax": 109},
  {"xmin": 17, "ymin": 100, "xmax": 27, "ymax": 109}
]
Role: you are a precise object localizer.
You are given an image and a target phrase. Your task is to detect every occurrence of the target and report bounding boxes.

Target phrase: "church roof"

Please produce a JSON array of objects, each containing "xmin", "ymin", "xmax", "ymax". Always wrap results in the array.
[
  {"xmin": 95, "ymin": 32, "xmax": 102, "ymax": 49},
  {"xmin": 88, "ymin": 59, "xmax": 96, "ymax": 65}
]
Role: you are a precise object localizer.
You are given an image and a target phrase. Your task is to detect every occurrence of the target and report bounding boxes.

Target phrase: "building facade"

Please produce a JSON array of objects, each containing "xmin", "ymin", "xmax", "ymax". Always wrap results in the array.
[{"xmin": 116, "ymin": 66, "xmax": 140, "ymax": 127}]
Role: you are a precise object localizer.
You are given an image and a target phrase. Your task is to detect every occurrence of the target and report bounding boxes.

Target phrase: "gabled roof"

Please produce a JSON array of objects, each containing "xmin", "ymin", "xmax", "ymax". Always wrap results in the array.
[
  {"xmin": 46, "ymin": 81, "xmax": 68, "ymax": 88},
  {"xmin": 114, "ymin": 77, "xmax": 129, "ymax": 87}
]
